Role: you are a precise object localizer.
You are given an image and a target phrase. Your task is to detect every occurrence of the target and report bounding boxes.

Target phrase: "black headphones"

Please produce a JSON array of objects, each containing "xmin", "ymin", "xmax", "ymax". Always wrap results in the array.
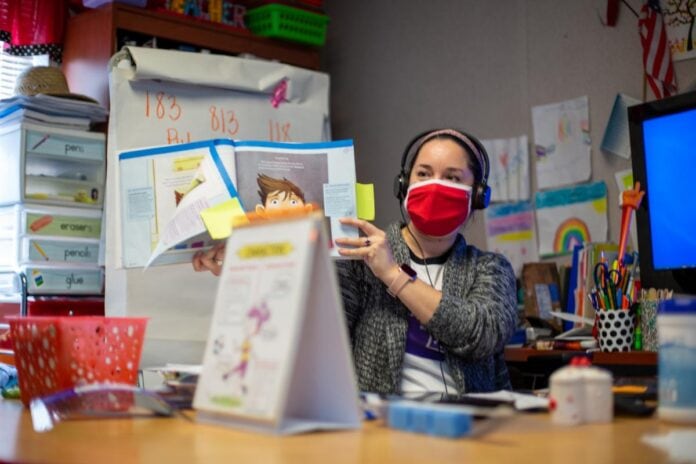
[{"xmin": 393, "ymin": 128, "xmax": 491, "ymax": 210}]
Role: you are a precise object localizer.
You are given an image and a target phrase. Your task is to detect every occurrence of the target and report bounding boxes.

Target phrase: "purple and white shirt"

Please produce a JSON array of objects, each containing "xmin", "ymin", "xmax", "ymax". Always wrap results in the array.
[{"xmin": 400, "ymin": 251, "xmax": 459, "ymax": 394}]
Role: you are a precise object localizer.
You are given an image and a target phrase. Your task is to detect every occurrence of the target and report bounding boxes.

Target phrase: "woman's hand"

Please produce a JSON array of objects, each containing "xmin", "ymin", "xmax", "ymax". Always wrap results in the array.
[
  {"xmin": 192, "ymin": 242, "xmax": 226, "ymax": 276},
  {"xmin": 335, "ymin": 218, "xmax": 397, "ymax": 283}
]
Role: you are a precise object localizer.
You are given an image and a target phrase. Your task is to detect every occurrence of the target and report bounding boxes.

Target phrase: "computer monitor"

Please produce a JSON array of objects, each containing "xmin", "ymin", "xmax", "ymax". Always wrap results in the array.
[{"xmin": 629, "ymin": 90, "xmax": 696, "ymax": 294}]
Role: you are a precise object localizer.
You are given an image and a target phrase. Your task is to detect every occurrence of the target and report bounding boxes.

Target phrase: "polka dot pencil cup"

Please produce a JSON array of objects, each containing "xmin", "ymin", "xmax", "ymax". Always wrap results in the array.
[
  {"xmin": 597, "ymin": 309, "xmax": 634, "ymax": 352},
  {"xmin": 7, "ymin": 316, "xmax": 148, "ymax": 406}
]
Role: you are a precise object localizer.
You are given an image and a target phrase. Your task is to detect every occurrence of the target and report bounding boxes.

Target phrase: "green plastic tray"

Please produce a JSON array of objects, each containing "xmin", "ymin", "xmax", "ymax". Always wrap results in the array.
[{"xmin": 246, "ymin": 4, "xmax": 329, "ymax": 46}]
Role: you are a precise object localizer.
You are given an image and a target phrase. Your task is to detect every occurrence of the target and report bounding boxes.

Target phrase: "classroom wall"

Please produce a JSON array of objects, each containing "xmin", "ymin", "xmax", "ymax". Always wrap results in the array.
[{"xmin": 322, "ymin": 0, "xmax": 696, "ymax": 265}]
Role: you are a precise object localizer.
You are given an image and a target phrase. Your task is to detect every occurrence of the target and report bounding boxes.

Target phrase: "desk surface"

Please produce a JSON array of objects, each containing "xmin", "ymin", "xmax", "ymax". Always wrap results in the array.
[
  {"xmin": 0, "ymin": 400, "xmax": 684, "ymax": 464},
  {"xmin": 504, "ymin": 347, "xmax": 658, "ymax": 365}
]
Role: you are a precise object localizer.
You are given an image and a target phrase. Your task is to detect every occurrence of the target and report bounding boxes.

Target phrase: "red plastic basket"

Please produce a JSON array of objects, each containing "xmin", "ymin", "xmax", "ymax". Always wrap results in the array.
[{"xmin": 7, "ymin": 316, "xmax": 148, "ymax": 406}]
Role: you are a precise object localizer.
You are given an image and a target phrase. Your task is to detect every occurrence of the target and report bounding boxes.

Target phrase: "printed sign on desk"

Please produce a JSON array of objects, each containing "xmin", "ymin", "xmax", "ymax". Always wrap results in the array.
[{"xmin": 193, "ymin": 215, "xmax": 361, "ymax": 434}]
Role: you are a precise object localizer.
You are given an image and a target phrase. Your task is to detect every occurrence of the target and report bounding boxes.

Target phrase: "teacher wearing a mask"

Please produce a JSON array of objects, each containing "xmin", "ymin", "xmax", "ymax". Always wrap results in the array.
[{"xmin": 335, "ymin": 128, "xmax": 517, "ymax": 395}]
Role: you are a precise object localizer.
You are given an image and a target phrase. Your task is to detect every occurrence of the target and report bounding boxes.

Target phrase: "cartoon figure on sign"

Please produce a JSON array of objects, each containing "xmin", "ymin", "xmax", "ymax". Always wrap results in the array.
[
  {"xmin": 223, "ymin": 302, "xmax": 271, "ymax": 394},
  {"xmin": 255, "ymin": 173, "xmax": 313, "ymax": 216}
]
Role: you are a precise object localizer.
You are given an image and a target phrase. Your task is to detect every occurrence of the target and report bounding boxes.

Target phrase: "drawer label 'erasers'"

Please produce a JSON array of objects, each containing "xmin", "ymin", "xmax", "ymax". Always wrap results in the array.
[{"xmin": 26, "ymin": 213, "xmax": 102, "ymax": 238}]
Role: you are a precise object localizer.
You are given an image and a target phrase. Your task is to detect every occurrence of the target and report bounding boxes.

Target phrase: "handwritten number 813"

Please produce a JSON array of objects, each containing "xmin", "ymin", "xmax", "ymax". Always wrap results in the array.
[{"xmin": 210, "ymin": 106, "xmax": 239, "ymax": 136}]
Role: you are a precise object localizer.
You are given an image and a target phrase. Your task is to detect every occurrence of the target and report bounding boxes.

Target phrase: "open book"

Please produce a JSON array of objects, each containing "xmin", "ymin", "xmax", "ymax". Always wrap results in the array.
[{"xmin": 118, "ymin": 139, "xmax": 358, "ymax": 268}]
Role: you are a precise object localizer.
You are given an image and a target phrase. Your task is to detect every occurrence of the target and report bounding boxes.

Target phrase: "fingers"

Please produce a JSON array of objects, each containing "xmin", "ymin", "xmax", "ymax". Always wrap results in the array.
[
  {"xmin": 339, "ymin": 217, "xmax": 383, "ymax": 236},
  {"xmin": 335, "ymin": 235, "xmax": 376, "ymax": 249},
  {"xmin": 192, "ymin": 244, "xmax": 225, "ymax": 276}
]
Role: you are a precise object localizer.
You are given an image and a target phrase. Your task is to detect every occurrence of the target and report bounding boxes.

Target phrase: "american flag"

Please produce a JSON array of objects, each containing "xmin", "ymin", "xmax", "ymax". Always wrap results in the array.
[{"xmin": 639, "ymin": 0, "xmax": 677, "ymax": 100}]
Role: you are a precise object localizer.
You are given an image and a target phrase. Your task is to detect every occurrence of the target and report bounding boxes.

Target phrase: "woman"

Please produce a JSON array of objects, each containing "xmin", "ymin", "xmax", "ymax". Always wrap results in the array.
[
  {"xmin": 333, "ymin": 128, "xmax": 517, "ymax": 394},
  {"xmin": 192, "ymin": 128, "xmax": 517, "ymax": 395}
]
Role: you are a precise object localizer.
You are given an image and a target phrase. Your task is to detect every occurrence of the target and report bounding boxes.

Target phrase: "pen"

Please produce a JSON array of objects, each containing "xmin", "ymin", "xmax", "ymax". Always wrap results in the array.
[
  {"xmin": 31, "ymin": 133, "xmax": 51, "ymax": 150},
  {"xmin": 616, "ymin": 288, "xmax": 622, "ymax": 309}
]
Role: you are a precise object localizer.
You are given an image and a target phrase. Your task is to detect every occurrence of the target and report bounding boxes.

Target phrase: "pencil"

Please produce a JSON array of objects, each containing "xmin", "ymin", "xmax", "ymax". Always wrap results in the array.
[{"xmin": 32, "ymin": 241, "xmax": 50, "ymax": 261}]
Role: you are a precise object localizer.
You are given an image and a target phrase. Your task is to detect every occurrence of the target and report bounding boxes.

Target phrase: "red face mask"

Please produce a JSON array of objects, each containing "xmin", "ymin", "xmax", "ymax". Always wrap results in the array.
[{"xmin": 404, "ymin": 180, "xmax": 472, "ymax": 237}]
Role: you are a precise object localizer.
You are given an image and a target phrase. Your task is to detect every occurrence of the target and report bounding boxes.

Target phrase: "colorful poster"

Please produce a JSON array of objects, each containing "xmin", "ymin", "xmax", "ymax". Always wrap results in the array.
[
  {"xmin": 662, "ymin": 0, "xmax": 696, "ymax": 61},
  {"xmin": 535, "ymin": 181, "xmax": 608, "ymax": 257},
  {"xmin": 481, "ymin": 135, "xmax": 530, "ymax": 202},
  {"xmin": 532, "ymin": 96, "xmax": 592, "ymax": 190},
  {"xmin": 484, "ymin": 201, "xmax": 538, "ymax": 276}
]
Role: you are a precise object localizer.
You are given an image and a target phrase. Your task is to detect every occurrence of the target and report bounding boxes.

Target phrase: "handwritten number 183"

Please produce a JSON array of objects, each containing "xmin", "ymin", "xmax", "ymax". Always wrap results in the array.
[{"xmin": 145, "ymin": 91, "xmax": 182, "ymax": 121}]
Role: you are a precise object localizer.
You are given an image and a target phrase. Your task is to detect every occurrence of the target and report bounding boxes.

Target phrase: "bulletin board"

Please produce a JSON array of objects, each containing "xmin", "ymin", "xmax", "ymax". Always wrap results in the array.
[{"xmin": 104, "ymin": 47, "xmax": 330, "ymax": 366}]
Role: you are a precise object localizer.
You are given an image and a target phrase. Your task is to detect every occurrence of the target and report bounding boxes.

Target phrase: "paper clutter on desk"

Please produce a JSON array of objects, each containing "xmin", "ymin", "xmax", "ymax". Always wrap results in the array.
[{"xmin": 549, "ymin": 357, "xmax": 613, "ymax": 425}]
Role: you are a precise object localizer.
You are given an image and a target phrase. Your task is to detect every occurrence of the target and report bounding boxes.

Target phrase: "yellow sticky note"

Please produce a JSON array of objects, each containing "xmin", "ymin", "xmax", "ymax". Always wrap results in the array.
[
  {"xmin": 200, "ymin": 198, "xmax": 247, "ymax": 239},
  {"xmin": 356, "ymin": 183, "xmax": 375, "ymax": 221}
]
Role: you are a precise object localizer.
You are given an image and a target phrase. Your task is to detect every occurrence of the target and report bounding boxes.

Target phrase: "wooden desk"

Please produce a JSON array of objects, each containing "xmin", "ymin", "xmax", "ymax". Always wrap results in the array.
[
  {"xmin": 0, "ymin": 400, "xmax": 682, "ymax": 464},
  {"xmin": 505, "ymin": 347, "xmax": 657, "ymax": 389},
  {"xmin": 504, "ymin": 347, "xmax": 658, "ymax": 365}
]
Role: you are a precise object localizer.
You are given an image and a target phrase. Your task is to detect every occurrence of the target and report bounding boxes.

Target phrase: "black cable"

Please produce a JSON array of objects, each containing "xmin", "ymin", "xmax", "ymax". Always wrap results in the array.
[
  {"xmin": 400, "ymin": 203, "xmax": 450, "ymax": 396},
  {"xmin": 400, "ymin": 203, "xmax": 434, "ymax": 285}
]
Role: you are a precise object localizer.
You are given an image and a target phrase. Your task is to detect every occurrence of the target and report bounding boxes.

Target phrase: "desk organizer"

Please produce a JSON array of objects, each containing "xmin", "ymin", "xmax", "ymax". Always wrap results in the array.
[
  {"xmin": 7, "ymin": 316, "xmax": 148, "ymax": 406},
  {"xmin": 0, "ymin": 123, "xmax": 105, "ymax": 208}
]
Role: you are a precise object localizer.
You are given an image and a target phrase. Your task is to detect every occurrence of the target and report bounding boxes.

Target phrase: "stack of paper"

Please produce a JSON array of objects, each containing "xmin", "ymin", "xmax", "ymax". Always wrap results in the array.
[{"xmin": 0, "ymin": 95, "xmax": 108, "ymax": 129}]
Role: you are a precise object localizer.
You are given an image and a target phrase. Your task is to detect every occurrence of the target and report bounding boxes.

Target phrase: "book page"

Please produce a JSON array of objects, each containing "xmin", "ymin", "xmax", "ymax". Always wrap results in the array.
[{"xmin": 119, "ymin": 139, "xmax": 358, "ymax": 268}]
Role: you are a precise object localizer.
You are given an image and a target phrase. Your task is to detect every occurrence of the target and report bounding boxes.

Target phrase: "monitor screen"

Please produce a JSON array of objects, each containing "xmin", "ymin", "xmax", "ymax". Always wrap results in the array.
[{"xmin": 629, "ymin": 90, "xmax": 696, "ymax": 294}]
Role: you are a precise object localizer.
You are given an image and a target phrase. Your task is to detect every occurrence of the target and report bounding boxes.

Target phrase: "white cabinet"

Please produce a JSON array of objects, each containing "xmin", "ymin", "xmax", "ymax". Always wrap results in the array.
[{"xmin": 0, "ymin": 123, "xmax": 105, "ymax": 208}]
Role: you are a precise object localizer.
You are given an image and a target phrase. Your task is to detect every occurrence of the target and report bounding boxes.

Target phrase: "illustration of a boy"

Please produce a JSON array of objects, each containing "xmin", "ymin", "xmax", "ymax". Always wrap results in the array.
[{"xmin": 255, "ymin": 173, "xmax": 313, "ymax": 215}]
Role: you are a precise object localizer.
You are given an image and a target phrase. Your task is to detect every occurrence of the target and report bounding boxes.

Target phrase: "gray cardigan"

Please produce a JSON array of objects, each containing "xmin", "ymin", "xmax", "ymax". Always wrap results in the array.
[{"xmin": 336, "ymin": 222, "xmax": 518, "ymax": 394}]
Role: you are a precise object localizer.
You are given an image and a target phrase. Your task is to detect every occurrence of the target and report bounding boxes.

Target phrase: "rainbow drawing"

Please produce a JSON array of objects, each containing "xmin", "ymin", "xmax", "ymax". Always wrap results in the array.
[{"xmin": 554, "ymin": 218, "xmax": 590, "ymax": 253}]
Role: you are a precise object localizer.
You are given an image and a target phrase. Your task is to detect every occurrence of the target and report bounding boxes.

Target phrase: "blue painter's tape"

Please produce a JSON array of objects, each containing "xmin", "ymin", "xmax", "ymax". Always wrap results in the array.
[{"xmin": 208, "ymin": 144, "xmax": 239, "ymax": 200}]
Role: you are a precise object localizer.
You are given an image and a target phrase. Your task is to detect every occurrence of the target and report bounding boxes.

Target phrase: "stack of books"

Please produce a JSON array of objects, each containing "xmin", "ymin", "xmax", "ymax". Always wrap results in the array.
[{"xmin": 0, "ymin": 95, "xmax": 108, "ymax": 318}]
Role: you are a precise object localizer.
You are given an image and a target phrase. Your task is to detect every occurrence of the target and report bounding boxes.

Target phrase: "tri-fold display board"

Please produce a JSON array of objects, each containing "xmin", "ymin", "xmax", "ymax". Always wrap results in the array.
[
  {"xmin": 194, "ymin": 215, "xmax": 361, "ymax": 434},
  {"xmin": 105, "ymin": 47, "xmax": 332, "ymax": 365}
]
